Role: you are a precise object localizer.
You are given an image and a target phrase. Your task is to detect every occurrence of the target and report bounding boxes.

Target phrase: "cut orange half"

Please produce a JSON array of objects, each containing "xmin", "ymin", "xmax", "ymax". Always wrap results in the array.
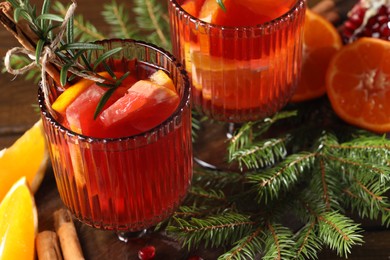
[
  {"xmin": 326, "ymin": 37, "xmax": 390, "ymax": 133},
  {"xmin": 291, "ymin": 9, "xmax": 342, "ymax": 102},
  {"xmin": 0, "ymin": 177, "xmax": 38, "ymax": 260},
  {"xmin": 0, "ymin": 120, "xmax": 49, "ymax": 201}
]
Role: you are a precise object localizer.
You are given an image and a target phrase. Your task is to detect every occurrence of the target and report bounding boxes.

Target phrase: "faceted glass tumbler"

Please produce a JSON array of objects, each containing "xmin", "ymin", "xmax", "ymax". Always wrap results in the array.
[
  {"xmin": 168, "ymin": 0, "xmax": 306, "ymax": 122},
  {"xmin": 39, "ymin": 39, "xmax": 193, "ymax": 231}
]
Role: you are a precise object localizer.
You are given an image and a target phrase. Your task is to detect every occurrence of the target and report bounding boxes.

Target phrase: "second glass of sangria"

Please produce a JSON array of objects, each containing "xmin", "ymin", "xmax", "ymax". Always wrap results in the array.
[{"xmin": 168, "ymin": 0, "xmax": 306, "ymax": 169}]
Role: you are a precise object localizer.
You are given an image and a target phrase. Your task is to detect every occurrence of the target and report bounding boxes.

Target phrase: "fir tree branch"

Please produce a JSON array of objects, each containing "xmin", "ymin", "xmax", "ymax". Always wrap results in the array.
[
  {"xmin": 320, "ymin": 158, "xmax": 331, "ymax": 210},
  {"xmin": 294, "ymin": 221, "xmax": 323, "ymax": 260},
  {"xmin": 53, "ymin": 1, "xmax": 105, "ymax": 41},
  {"xmin": 192, "ymin": 168, "xmax": 244, "ymax": 190},
  {"xmin": 247, "ymin": 152, "xmax": 317, "ymax": 203},
  {"xmin": 144, "ymin": 0, "xmax": 168, "ymax": 46},
  {"xmin": 188, "ymin": 186, "xmax": 227, "ymax": 203},
  {"xmin": 133, "ymin": 0, "xmax": 170, "ymax": 50},
  {"xmin": 317, "ymin": 212, "xmax": 364, "ymax": 258},
  {"xmin": 229, "ymin": 137, "xmax": 288, "ymax": 171},
  {"xmin": 218, "ymin": 227, "xmax": 264, "ymax": 260},
  {"xmin": 102, "ymin": 1, "xmax": 139, "ymax": 39},
  {"xmin": 263, "ymin": 223, "xmax": 296, "ymax": 260},
  {"xmin": 167, "ymin": 212, "xmax": 256, "ymax": 250}
]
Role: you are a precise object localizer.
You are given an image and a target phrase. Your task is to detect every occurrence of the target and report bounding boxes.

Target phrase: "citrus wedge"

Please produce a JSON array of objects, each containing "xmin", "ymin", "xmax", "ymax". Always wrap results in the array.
[
  {"xmin": 0, "ymin": 120, "xmax": 49, "ymax": 201},
  {"xmin": 0, "ymin": 177, "xmax": 38, "ymax": 260},
  {"xmin": 52, "ymin": 71, "xmax": 125, "ymax": 114},
  {"xmin": 291, "ymin": 9, "xmax": 342, "ymax": 102},
  {"xmin": 150, "ymin": 70, "xmax": 175, "ymax": 91},
  {"xmin": 326, "ymin": 37, "xmax": 390, "ymax": 133}
]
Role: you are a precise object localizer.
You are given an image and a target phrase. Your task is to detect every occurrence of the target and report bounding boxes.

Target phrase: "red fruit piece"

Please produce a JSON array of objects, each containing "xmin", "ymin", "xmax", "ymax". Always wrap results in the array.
[
  {"xmin": 65, "ymin": 84, "xmax": 127, "ymax": 137},
  {"xmin": 64, "ymin": 74, "xmax": 138, "ymax": 138},
  {"xmin": 138, "ymin": 245, "xmax": 155, "ymax": 260},
  {"xmin": 342, "ymin": 0, "xmax": 390, "ymax": 42},
  {"xmin": 98, "ymin": 79, "xmax": 180, "ymax": 137}
]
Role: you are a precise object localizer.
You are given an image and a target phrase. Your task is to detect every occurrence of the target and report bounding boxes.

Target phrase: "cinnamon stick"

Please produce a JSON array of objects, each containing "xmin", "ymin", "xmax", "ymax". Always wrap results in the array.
[
  {"xmin": 36, "ymin": 231, "xmax": 63, "ymax": 260},
  {"xmin": 311, "ymin": 0, "xmax": 340, "ymax": 23},
  {"xmin": 0, "ymin": 2, "xmax": 62, "ymax": 86},
  {"xmin": 54, "ymin": 209, "xmax": 85, "ymax": 260}
]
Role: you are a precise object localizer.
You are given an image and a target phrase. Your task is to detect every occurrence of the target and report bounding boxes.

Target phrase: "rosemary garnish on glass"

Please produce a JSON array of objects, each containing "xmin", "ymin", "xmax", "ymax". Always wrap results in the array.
[{"xmin": 2, "ymin": 0, "xmax": 129, "ymax": 117}]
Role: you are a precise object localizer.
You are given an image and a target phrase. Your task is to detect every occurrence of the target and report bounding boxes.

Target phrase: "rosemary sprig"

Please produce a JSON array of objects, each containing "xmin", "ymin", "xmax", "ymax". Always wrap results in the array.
[
  {"xmin": 6, "ymin": 0, "xmax": 128, "ymax": 118},
  {"xmin": 216, "ymin": 0, "xmax": 226, "ymax": 12}
]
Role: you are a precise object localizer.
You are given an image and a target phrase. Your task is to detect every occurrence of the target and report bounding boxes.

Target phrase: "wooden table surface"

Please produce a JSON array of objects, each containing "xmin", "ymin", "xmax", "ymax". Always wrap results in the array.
[{"xmin": 0, "ymin": 0, "xmax": 389, "ymax": 259}]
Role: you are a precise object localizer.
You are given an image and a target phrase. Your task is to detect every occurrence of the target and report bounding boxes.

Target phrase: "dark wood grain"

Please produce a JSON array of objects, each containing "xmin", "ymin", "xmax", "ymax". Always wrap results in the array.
[{"xmin": 0, "ymin": 0, "xmax": 389, "ymax": 259}]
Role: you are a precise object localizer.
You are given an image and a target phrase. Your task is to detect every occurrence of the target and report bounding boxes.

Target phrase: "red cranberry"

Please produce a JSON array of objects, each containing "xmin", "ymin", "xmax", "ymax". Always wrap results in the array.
[{"xmin": 138, "ymin": 245, "xmax": 155, "ymax": 260}]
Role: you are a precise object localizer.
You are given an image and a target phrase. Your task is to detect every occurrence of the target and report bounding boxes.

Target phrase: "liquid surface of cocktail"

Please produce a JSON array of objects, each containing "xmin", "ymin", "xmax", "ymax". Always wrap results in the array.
[
  {"xmin": 169, "ymin": 0, "xmax": 306, "ymax": 122},
  {"xmin": 40, "ymin": 40, "xmax": 192, "ymax": 231}
]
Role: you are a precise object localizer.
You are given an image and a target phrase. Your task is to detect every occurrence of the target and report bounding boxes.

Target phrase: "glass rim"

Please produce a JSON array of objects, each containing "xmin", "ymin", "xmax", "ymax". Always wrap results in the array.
[
  {"xmin": 38, "ymin": 38, "xmax": 191, "ymax": 143},
  {"xmin": 169, "ymin": 0, "xmax": 305, "ymax": 30}
]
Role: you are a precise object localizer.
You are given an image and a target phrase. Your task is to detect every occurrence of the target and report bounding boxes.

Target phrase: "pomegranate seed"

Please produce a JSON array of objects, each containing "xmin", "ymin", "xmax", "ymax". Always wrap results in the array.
[
  {"xmin": 342, "ymin": 2, "xmax": 390, "ymax": 42},
  {"xmin": 138, "ymin": 245, "xmax": 155, "ymax": 260}
]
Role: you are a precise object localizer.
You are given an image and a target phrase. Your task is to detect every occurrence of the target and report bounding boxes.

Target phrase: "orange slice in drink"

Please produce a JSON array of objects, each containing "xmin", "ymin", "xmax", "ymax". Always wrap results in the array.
[
  {"xmin": 181, "ymin": 0, "xmax": 205, "ymax": 17},
  {"xmin": 52, "ymin": 71, "xmax": 128, "ymax": 114},
  {"xmin": 290, "ymin": 9, "xmax": 342, "ymax": 102},
  {"xmin": 0, "ymin": 120, "xmax": 49, "ymax": 201},
  {"xmin": 326, "ymin": 37, "xmax": 390, "ymax": 133},
  {"xmin": 150, "ymin": 70, "xmax": 175, "ymax": 91},
  {"xmin": 199, "ymin": 0, "xmax": 271, "ymax": 26},
  {"xmin": 0, "ymin": 177, "xmax": 38, "ymax": 260}
]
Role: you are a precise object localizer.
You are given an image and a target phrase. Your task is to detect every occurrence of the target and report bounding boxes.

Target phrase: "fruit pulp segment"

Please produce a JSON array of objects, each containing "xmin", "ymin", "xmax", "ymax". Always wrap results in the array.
[
  {"xmin": 99, "ymin": 80, "xmax": 180, "ymax": 136},
  {"xmin": 57, "ymin": 61, "xmax": 180, "ymax": 138}
]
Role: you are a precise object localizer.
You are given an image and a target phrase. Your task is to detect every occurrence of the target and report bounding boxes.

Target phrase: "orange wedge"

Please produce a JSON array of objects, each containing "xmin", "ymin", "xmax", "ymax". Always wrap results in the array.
[
  {"xmin": 326, "ymin": 37, "xmax": 390, "ymax": 133},
  {"xmin": 52, "ymin": 71, "xmax": 116, "ymax": 113},
  {"xmin": 0, "ymin": 177, "xmax": 38, "ymax": 260},
  {"xmin": 181, "ymin": 0, "xmax": 205, "ymax": 17},
  {"xmin": 150, "ymin": 70, "xmax": 176, "ymax": 91},
  {"xmin": 0, "ymin": 120, "xmax": 49, "ymax": 201},
  {"xmin": 290, "ymin": 9, "xmax": 342, "ymax": 102}
]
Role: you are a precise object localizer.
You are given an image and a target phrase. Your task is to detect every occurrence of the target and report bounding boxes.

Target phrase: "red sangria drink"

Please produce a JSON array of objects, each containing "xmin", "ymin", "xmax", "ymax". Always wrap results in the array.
[
  {"xmin": 169, "ymin": 0, "xmax": 306, "ymax": 122},
  {"xmin": 39, "ymin": 39, "xmax": 192, "ymax": 231},
  {"xmin": 169, "ymin": 0, "xmax": 305, "ymax": 169}
]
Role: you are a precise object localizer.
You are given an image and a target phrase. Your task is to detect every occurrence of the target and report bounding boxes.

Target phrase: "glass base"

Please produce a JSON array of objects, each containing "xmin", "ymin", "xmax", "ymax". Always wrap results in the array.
[
  {"xmin": 116, "ymin": 229, "xmax": 149, "ymax": 243},
  {"xmin": 193, "ymin": 119, "xmax": 241, "ymax": 172}
]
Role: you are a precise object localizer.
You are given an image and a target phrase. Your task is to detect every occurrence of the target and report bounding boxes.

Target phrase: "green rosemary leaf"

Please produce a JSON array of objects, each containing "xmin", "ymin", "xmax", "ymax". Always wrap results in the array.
[
  {"xmin": 102, "ymin": 61, "xmax": 116, "ymax": 79},
  {"xmin": 41, "ymin": 0, "xmax": 50, "ymax": 15},
  {"xmin": 94, "ymin": 87, "xmax": 116, "ymax": 119},
  {"xmin": 40, "ymin": 0, "xmax": 50, "ymax": 28},
  {"xmin": 13, "ymin": 7, "xmax": 23, "ymax": 23},
  {"xmin": 7, "ymin": 0, "xmax": 18, "ymax": 7},
  {"xmin": 37, "ymin": 13, "xmax": 64, "ymax": 22},
  {"xmin": 35, "ymin": 39, "xmax": 45, "ymax": 65},
  {"xmin": 19, "ymin": 8, "xmax": 34, "ymax": 24},
  {"xmin": 80, "ymin": 52, "xmax": 93, "ymax": 71},
  {"xmin": 117, "ymin": 71, "xmax": 130, "ymax": 83},
  {"xmin": 59, "ymin": 42, "xmax": 104, "ymax": 51},
  {"xmin": 216, "ymin": 0, "xmax": 226, "ymax": 12},
  {"xmin": 96, "ymin": 82, "xmax": 115, "ymax": 88},
  {"xmin": 92, "ymin": 47, "xmax": 122, "ymax": 70},
  {"xmin": 67, "ymin": 14, "xmax": 74, "ymax": 43},
  {"xmin": 59, "ymin": 62, "xmax": 72, "ymax": 87}
]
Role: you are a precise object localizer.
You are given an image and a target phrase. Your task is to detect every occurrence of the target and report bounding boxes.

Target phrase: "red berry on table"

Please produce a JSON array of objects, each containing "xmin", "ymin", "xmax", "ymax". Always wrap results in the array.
[{"xmin": 138, "ymin": 245, "xmax": 155, "ymax": 260}]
